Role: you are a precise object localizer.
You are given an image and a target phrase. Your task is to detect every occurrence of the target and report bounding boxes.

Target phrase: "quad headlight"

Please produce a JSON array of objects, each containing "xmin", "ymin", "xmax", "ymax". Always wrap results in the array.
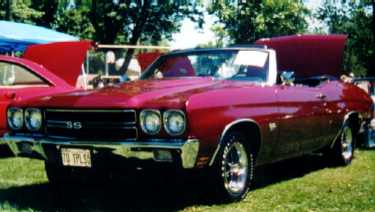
[
  {"xmin": 25, "ymin": 108, "xmax": 42, "ymax": 131},
  {"xmin": 7, "ymin": 108, "xmax": 24, "ymax": 130},
  {"xmin": 140, "ymin": 109, "xmax": 162, "ymax": 135},
  {"xmin": 163, "ymin": 110, "xmax": 186, "ymax": 136},
  {"xmin": 140, "ymin": 109, "xmax": 187, "ymax": 136}
]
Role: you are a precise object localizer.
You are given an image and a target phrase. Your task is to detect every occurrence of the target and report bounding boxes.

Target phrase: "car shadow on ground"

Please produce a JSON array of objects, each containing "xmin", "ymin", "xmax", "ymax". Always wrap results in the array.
[
  {"xmin": 0, "ymin": 154, "xmax": 335, "ymax": 211},
  {"xmin": 0, "ymin": 144, "xmax": 14, "ymax": 158}
]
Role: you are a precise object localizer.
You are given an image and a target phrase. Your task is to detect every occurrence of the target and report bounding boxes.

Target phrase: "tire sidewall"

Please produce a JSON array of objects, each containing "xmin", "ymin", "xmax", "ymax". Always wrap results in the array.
[
  {"xmin": 213, "ymin": 131, "xmax": 254, "ymax": 201},
  {"xmin": 335, "ymin": 124, "xmax": 355, "ymax": 165}
]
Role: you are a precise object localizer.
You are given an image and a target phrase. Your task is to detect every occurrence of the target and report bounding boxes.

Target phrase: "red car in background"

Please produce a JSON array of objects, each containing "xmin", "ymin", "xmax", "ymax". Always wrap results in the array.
[{"xmin": 0, "ymin": 41, "xmax": 92, "ymax": 136}]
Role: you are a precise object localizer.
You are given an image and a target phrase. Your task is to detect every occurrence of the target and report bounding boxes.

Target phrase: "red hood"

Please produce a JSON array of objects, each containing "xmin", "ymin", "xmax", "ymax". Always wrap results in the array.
[
  {"xmin": 23, "ymin": 40, "xmax": 93, "ymax": 86},
  {"xmin": 20, "ymin": 77, "xmax": 233, "ymax": 109},
  {"xmin": 255, "ymin": 34, "xmax": 347, "ymax": 78},
  {"xmin": 137, "ymin": 52, "xmax": 164, "ymax": 71}
]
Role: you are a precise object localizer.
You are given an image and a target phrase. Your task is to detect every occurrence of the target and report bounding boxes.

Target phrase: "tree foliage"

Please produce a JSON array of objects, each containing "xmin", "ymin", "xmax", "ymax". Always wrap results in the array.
[
  {"xmin": 317, "ymin": 0, "xmax": 374, "ymax": 76},
  {"xmin": 0, "ymin": 0, "xmax": 43, "ymax": 23},
  {"xmin": 208, "ymin": 0, "xmax": 309, "ymax": 44},
  {"xmin": 53, "ymin": 1, "xmax": 94, "ymax": 40},
  {"xmin": 85, "ymin": 0, "xmax": 204, "ymax": 73},
  {"xmin": 0, "ymin": 0, "xmax": 203, "ymax": 74}
]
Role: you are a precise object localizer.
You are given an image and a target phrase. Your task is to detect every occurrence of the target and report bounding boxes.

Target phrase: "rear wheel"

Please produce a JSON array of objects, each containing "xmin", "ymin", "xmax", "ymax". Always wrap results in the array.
[
  {"xmin": 329, "ymin": 124, "xmax": 355, "ymax": 166},
  {"xmin": 211, "ymin": 132, "xmax": 254, "ymax": 202}
]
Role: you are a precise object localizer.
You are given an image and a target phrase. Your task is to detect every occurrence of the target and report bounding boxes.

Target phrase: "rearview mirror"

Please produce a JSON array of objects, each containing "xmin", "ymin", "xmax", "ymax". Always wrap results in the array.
[{"xmin": 280, "ymin": 71, "xmax": 295, "ymax": 86}]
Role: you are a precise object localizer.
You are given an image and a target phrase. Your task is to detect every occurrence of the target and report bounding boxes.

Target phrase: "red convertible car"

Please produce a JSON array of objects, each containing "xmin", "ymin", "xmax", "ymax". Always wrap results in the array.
[
  {"xmin": 1, "ymin": 35, "xmax": 372, "ymax": 201},
  {"xmin": 0, "ymin": 41, "xmax": 92, "ymax": 136}
]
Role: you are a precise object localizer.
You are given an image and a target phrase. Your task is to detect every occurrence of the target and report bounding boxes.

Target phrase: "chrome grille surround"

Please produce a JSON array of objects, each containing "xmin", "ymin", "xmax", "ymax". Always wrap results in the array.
[{"xmin": 44, "ymin": 109, "xmax": 137, "ymax": 141}]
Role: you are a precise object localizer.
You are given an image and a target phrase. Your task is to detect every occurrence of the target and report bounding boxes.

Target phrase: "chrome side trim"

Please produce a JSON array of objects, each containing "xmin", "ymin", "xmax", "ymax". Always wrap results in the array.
[{"xmin": 208, "ymin": 118, "xmax": 262, "ymax": 166}]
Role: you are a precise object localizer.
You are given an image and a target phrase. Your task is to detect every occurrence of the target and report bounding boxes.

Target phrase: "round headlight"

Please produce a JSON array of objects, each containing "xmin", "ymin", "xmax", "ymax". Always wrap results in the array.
[
  {"xmin": 163, "ymin": 110, "xmax": 186, "ymax": 136},
  {"xmin": 25, "ymin": 108, "xmax": 42, "ymax": 131},
  {"xmin": 140, "ymin": 109, "xmax": 161, "ymax": 135},
  {"xmin": 7, "ymin": 108, "xmax": 24, "ymax": 130}
]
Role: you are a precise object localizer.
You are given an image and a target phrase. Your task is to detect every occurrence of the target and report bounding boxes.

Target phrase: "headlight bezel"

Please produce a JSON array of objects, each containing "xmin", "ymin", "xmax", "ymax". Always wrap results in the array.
[
  {"xmin": 140, "ymin": 109, "xmax": 162, "ymax": 135},
  {"xmin": 163, "ymin": 109, "xmax": 186, "ymax": 136},
  {"xmin": 7, "ymin": 107, "xmax": 24, "ymax": 130},
  {"xmin": 25, "ymin": 108, "xmax": 43, "ymax": 131}
]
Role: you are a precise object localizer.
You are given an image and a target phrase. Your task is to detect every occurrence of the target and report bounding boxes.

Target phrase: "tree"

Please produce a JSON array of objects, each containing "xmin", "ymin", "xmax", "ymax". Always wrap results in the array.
[
  {"xmin": 317, "ymin": 0, "xmax": 374, "ymax": 76},
  {"xmin": 5, "ymin": 0, "xmax": 11, "ymax": 20},
  {"xmin": 208, "ymin": 0, "xmax": 309, "ymax": 44},
  {"xmin": 0, "ymin": 0, "xmax": 204, "ymax": 75},
  {"xmin": 87, "ymin": 0, "xmax": 203, "ymax": 74},
  {"xmin": 0, "ymin": 0, "xmax": 43, "ymax": 23},
  {"xmin": 29, "ymin": 0, "xmax": 59, "ymax": 27},
  {"xmin": 53, "ymin": 1, "xmax": 94, "ymax": 40}
]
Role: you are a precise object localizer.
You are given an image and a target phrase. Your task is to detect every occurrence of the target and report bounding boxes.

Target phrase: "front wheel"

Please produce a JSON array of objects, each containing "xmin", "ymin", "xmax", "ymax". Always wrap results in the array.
[{"xmin": 211, "ymin": 132, "xmax": 255, "ymax": 202}]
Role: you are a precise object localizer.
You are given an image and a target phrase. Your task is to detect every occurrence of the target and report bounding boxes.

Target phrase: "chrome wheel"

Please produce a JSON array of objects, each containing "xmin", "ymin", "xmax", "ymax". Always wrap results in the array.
[
  {"xmin": 341, "ymin": 126, "xmax": 353, "ymax": 160},
  {"xmin": 222, "ymin": 141, "xmax": 249, "ymax": 195}
]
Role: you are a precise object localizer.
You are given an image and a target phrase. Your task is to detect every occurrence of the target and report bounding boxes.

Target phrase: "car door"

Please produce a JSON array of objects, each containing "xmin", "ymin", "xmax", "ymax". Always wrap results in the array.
[
  {"xmin": 275, "ymin": 84, "xmax": 325, "ymax": 159},
  {"xmin": 0, "ymin": 61, "xmax": 53, "ymax": 134}
]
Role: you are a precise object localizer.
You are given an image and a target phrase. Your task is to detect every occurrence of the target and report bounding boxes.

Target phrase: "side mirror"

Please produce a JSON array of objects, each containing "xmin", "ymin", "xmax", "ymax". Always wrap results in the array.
[{"xmin": 280, "ymin": 71, "xmax": 295, "ymax": 86}]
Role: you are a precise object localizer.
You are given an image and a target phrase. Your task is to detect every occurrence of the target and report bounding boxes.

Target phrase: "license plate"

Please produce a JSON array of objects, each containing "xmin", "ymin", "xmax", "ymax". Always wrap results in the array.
[{"xmin": 61, "ymin": 148, "xmax": 91, "ymax": 168}]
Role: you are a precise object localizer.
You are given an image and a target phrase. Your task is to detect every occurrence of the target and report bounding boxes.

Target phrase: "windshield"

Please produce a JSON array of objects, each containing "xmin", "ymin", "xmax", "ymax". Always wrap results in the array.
[{"xmin": 142, "ymin": 50, "xmax": 270, "ymax": 82}]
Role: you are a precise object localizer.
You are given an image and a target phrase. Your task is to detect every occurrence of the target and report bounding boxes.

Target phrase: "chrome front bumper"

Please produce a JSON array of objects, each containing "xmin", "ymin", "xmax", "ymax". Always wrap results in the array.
[{"xmin": 1, "ymin": 134, "xmax": 200, "ymax": 169}]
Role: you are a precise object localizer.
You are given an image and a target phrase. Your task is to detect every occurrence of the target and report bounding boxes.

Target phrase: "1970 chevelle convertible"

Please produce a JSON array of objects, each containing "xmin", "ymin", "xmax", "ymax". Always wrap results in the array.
[{"xmin": 1, "ymin": 35, "xmax": 373, "ymax": 201}]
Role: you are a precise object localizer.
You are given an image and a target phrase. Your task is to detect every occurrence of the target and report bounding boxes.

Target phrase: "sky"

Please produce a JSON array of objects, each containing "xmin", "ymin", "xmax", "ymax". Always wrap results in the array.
[{"xmin": 170, "ymin": 0, "xmax": 324, "ymax": 49}]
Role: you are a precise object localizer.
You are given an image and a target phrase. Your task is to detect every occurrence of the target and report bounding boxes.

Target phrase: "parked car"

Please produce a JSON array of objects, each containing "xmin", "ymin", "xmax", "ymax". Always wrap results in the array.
[
  {"xmin": 0, "ymin": 41, "xmax": 92, "ymax": 136},
  {"xmin": 1, "ymin": 35, "xmax": 372, "ymax": 201}
]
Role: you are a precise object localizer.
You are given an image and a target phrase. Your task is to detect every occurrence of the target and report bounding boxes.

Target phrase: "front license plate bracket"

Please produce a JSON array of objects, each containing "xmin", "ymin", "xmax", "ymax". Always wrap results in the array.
[{"xmin": 61, "ymin": 148, "xmax": 92, "ymax": 168}]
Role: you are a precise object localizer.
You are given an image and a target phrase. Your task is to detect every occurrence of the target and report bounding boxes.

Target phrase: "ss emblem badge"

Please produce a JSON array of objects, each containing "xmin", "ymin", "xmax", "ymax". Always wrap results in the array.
[{"xmin": 66, "ymin": 121, "xmax": 82, "ymax": 129}]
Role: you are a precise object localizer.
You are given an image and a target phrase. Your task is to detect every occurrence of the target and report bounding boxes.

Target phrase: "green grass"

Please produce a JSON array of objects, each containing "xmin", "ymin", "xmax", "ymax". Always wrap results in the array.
[{"xmin": 0, "ymin": 150, "xmax": 374, "ymax": 211}]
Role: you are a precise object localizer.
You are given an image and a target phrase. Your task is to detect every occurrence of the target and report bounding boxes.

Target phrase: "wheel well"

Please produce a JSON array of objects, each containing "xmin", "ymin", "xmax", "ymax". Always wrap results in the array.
[
  {"xmin": 224, "ymin": 121, "xmax": 262, "ymax": 158},
  {"xmin": 345, "ymin": 112, "xmax": 360, "ymax": 135}
]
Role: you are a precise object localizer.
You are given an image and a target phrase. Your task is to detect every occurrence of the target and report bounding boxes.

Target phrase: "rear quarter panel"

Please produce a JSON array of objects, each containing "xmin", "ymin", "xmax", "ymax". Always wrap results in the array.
[
  {"xmin": 340, "ymin": 82, "xmax": 373, "ymax": 114},
  {"xmin": 321, "ymin": 80, "xmax": 372, "ymax": 142}
]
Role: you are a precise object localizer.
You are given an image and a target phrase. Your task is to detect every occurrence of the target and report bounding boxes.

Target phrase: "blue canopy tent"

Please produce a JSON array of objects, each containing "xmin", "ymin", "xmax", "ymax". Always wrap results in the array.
[{"xmin": 0, "ymin": 20, "xmax": 78, "ymax": 53}]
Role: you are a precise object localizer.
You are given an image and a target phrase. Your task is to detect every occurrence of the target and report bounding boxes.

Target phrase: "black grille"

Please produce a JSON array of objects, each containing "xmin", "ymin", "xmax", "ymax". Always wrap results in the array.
[{"xmin": 44, "ymin": 109, "xmax": 137, "ymax": 141}]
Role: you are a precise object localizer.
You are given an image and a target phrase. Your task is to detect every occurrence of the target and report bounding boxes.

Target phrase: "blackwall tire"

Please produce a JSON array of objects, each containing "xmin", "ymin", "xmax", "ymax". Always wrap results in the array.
[{"xmin": 211, "ymin": 132, "xmax": 255, "ymax": 202}]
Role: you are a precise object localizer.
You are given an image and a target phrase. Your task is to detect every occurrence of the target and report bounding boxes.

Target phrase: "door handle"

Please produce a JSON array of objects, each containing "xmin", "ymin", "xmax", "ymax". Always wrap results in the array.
[{"xmin": 316, "ymin": 93, "xmax": 326, "ymax": 100}]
